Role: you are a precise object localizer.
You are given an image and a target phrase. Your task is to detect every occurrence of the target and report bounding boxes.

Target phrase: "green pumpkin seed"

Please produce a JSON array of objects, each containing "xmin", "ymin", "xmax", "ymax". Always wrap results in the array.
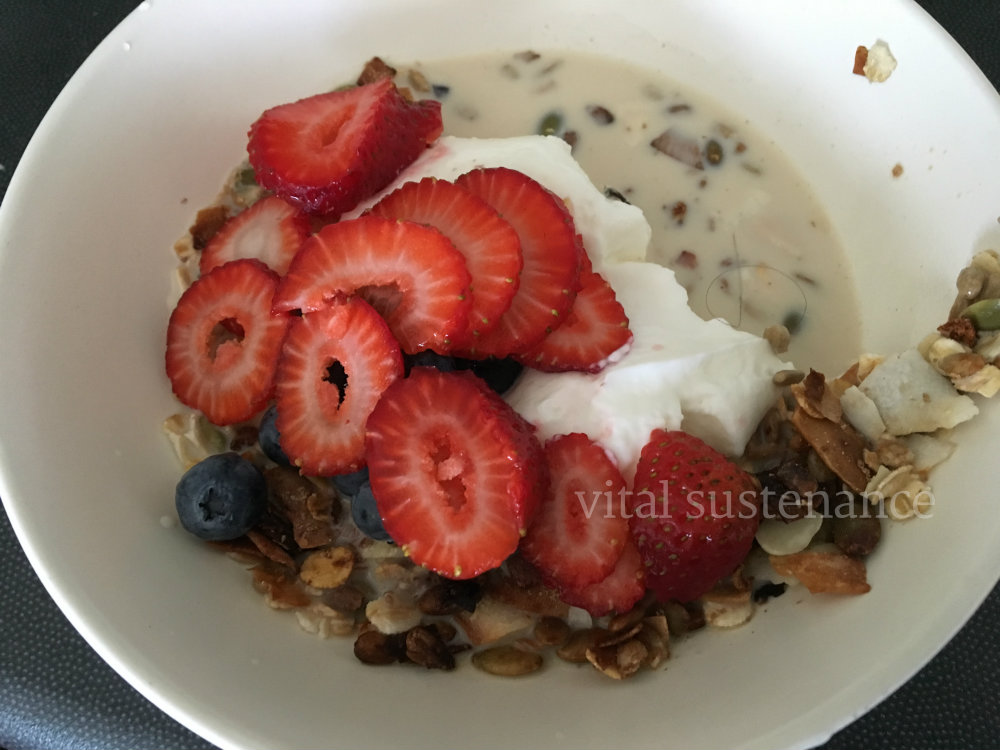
[
  {"xmin": 538, "ymin": 111, "xmax": 563, "ymax": 136},
  {"xmin": 961, "ymin": 298, "xmax": 1000, "ymax": 330}
]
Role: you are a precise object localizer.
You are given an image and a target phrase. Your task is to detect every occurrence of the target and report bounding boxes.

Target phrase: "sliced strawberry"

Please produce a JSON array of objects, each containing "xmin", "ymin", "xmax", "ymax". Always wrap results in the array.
[
  {"xmin": 630, "ymin": 429, "xmax": 761, "ymax": 603},
  {"xmin": 274, "ymin": 295, "xmax": 403, "ymax": 476},
  {"xmin": 454, "ymin": 167, "xmax": 582, "ymax": 358},
  {"xmin": 166, "ymin": 259, "xmax": 289, "ymax": 425},
  {"xmin": 367, "ymin": 177, "xmax": 523, "ymax": 347},
  {"xmin": 199, "ymin": 195, "xmax": 311, "ymax": 276},
  {"xmin": 517, "ymin": 248, "xmax": 632, "ymax": 373},
  {"xmin": 272, "ymin": 215, "xmax": 472, "ymax": 354},
  {"xmin": 520, "ymin": 433, "xmax": 628, "ymax": 591},
  {"xmin": 365, "ymin": 368, "xmax": 546, "ymax": 579},
  {"xmin": 559, "ymin": 538, "xmax": 646, "ymax": 617},
  {"xmin": 247, "ymin": 79, "xmax": 442, "ymax": 217}
]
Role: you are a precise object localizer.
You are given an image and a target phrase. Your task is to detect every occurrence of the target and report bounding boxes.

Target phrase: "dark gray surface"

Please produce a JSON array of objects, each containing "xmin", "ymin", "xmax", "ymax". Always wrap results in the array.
[{"xmin": 1, "ymin": 2, "xmax": 998, "ymax": 748}]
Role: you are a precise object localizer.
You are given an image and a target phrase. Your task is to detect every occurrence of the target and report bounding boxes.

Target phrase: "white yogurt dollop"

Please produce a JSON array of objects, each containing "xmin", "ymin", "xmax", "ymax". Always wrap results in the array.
[{"xmin": 357, "ymin": 135, "xmax": 788, "ymax": 479}]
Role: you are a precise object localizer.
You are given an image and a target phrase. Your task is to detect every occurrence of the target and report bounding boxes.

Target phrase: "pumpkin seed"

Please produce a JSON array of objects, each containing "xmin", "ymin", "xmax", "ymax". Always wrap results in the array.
[
  {"xmin": 472, "ymin": 645, "xmax": 543, "ymax": 676},
  {"xmin": 538, "ymin": 111, "xmax": 563, "ymax": 136},
  {"xmin": 961, "ymin": 298, "xmax": 1000, "ymax": 330}
]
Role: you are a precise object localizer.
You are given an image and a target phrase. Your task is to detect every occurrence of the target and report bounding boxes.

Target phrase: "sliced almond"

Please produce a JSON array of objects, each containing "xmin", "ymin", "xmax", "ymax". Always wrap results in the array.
[{"xmin": 770, "ymin": 549, "xmax": 871, "ymax": 595}]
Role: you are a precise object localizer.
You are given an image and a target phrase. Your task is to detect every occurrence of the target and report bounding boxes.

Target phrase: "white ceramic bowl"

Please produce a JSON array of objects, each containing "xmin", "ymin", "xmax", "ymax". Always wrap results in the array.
[{"xmin": 2, "ymin": 1, "xmax": 999, "ymax": 748}]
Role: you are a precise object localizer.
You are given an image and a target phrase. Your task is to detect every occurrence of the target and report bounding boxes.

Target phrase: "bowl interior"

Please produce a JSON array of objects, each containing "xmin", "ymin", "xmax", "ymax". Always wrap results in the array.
[{"xmin": 2, "ymin": 1, "xmax": 999, "ymax": 749}]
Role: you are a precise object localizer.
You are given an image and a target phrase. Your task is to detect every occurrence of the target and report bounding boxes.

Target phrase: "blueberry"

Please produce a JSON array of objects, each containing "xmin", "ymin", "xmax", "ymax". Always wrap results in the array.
[
  {"xmin": 351, "ymin": 480, "xmax": 393, "ymax": 542},
  {"xmin": 258, "ymin": 404, "xmax": 291, "ymax": 466},
  {"xmin": 457, "ymin": 357, "xmax": 523, "ymax": 394},
  {"xmin": 175, "ymin": 452, "xmax": 268, "ymax": 541},
  {"xmin": 404, "ymin": 350, "xmax": 458, "ymax": 375},
  {"xmin": 331, "ymin": 466, "xmax": 370, "ymax": 498}
]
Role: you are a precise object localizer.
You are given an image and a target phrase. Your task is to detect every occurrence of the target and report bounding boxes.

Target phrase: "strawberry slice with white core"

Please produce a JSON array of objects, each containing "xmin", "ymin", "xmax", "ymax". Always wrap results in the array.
[
  {"xmin": 365, "ymin": 367, "xmax": 546, "ymax": 579},
  {"xmin": 454, "ymin": 167, "xmax": 582, "ymax": 358},
  {"xmin": 166, "ymin": 259, "xmax": 289, "ymax": 425},
  {"xmin": 272, "ymin": 214, "xmax": 472, "ymax": 354},
  {"xmin": 274, "ymin": 295, "xmax": 403, "ymax": 476},
  {"xmin": 520, "ymin": 433, "xmax": 629, "ymax": 591},
  {"xmin": 517, "ymin": 250, "xmax": 632, "ymax": 373},
  {"xmin": 559, "ymin": 537, "xmax": 646, "ymax": 617},
  {"xmin": 367, "ymin": 177, "xmax": 523, "ymax": 348},
  {"xmin": 247, "ymin": 79, "xmax": 442, "ymax": 218},
  {"xmin": 199, "ymin": 195, "xmax": 311, "ymax": 276}
]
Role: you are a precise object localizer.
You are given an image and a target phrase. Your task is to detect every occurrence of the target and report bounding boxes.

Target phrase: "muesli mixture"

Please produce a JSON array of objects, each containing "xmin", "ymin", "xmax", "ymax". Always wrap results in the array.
[{"xmin": 162, "ymin": 53, "xmax": 1000, "ymax": 680}]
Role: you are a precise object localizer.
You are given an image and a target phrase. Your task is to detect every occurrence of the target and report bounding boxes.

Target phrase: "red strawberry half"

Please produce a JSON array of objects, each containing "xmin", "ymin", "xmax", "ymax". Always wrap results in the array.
[
  {"xmin": 517, "ymin": 249, "xmax": 632, "ymax": 373},
  {"xmin": 274, "ymin": 295, "xmax": 403, "ymax": 476},
  {"xmin": 247, "ymin": 78, "xmax": 442, "ymax": 218},
  {"xmin": 365, "ymin": 367, "xmax": 546, "ymax": 579},
  {"xmin": 454, "ymin": 167, "xmax": 582, "ymax": 358},
  {"xmin": 166, "ymin": 259, "xmax": 289, "ymax": 425},
  {"xmin": 559, "ymin": 538, "xmax": 646, "ymax": 617},
  {"xmin": 272, "ymin": 214, "xmax": 472, "ymax": 354},
  {"xmin": 199, "ymin": 195, "xmax": 311, "ymax": 277},
  {"xmin": 629, "ymin": 429, "xmax": 761, "ymax": 603},
  {"xmin": 520, "ymin": 433, "xmax": 628, "ymax": 591},
  {"xmin": 367, "ymin": 177, "xmax": 523, "ymax": 348}
]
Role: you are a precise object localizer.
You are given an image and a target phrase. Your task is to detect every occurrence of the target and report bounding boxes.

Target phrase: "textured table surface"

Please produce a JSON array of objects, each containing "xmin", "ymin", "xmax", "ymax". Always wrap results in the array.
[{"xmin": 1, "ymin": 2, "xmax": 999, "ymax": 748}]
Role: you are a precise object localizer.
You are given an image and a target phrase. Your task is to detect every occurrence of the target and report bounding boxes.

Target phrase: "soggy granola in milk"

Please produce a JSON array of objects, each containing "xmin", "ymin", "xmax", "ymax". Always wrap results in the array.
[{"xmin": 163, "ymin": 51, "xmax": 1000, "ymax": 680}]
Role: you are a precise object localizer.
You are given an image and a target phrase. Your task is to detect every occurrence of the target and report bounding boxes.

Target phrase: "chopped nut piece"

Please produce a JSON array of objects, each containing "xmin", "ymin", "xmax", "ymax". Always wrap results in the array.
[
  {"xmin": 356, "ymin": 56, "xmax": 397, "ymax": 85},
  {"xmin": 852, "ymin": 45, "xmax": 869, "ymax": 76},
  {"xmin": 299, "ymin": 546, "xmax": 354, "ymax": 589},
  {"xmin": 188, "ymin": 204, "xmax": 229, "ymax": 250},
  {"xmin": 938, "ymin": 317, "xmax": 978, "ymax": 348},
  {"xmin": 585, "ymin": 104, "xmax": 615, "ymax": 125},
  {"xmin": 675, "ymin": 249, "xmax": 698, "ymax": 269},
  {"xmin": 770, "ymin": 548, "xmax": 871, "ymax": 595},
  {"xmin": 406, "ymin": 68, "xmax": 430, "ymax": 92},
  {"xmin": 651, "ymin": 128, "xmax": 704, "ymax": 169},
  {"xmin": 862, "ymin": 39, "xmax": 897, "ymax": 82},
  {"xmin": 472, "ymin": 645, "xmax": 543, "ymax": 677}
]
